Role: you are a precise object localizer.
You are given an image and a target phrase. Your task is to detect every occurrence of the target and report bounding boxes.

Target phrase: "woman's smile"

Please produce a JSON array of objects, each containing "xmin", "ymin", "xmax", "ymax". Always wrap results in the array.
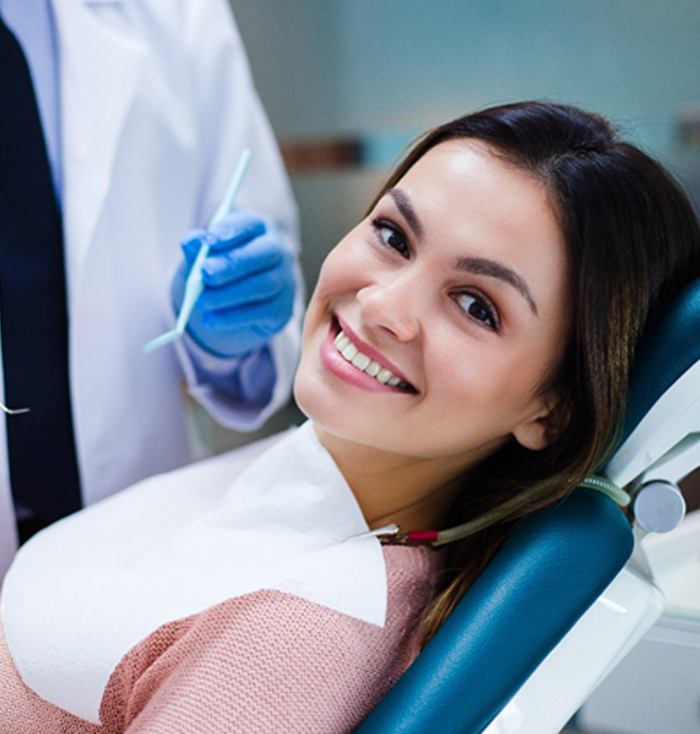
[
  {"xmin": 321, "ymin": 314, "xmax": 418, "ymax": 394},
  {"xmin": 320, "ymin": 316, "xmax": 417, "ymax": 394}
]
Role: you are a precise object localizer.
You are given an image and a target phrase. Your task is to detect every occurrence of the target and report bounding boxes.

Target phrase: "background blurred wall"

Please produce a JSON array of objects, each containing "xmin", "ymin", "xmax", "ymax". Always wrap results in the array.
[{"xmin": 231, "ymin": 0, "xmax": 700, "ymax": 295}]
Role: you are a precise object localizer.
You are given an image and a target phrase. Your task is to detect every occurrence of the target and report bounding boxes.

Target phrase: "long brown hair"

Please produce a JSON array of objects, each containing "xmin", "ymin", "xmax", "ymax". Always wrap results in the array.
[{"xmin": 369, "ymin": 101, "xmax": 700, "ymax": 643}]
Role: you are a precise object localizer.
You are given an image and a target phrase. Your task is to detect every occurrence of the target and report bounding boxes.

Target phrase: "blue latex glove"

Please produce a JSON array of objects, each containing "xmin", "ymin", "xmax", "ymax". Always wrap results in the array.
[{"xmin": 171, "ymin": 210, "xmax": 296, "ymax": 358}]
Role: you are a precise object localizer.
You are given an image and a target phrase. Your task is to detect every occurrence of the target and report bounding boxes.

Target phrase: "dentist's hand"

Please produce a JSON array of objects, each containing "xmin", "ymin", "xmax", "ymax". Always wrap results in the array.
[{"xmin": 171, "ymin": 211, "xmax": 296, "ymax": 358}]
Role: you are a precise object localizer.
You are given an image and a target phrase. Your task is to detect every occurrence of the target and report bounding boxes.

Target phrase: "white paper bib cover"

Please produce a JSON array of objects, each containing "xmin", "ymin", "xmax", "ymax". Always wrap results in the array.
[{"xmin": 1, "ymin": 422, "xmax": 387, "ymax": 724}]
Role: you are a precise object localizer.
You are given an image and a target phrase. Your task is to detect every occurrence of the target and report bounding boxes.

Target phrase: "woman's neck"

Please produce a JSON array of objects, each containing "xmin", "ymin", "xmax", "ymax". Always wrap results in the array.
[{"xmin": 313, "ymin": 425, "xmax": 472, "ymax": 533}]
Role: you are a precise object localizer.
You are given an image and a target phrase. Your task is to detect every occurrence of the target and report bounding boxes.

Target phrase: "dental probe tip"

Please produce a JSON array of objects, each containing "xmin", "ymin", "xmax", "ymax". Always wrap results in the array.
[{"xmin": 142, "ymin": 329, "xmax": 181, "ymax": 353}]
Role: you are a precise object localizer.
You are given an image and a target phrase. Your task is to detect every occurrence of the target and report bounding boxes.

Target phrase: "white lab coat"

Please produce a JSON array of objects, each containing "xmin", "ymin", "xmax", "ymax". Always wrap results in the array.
[{"xmin": 0, "ymin": 0, "xmax": 303, "ymax": 576}]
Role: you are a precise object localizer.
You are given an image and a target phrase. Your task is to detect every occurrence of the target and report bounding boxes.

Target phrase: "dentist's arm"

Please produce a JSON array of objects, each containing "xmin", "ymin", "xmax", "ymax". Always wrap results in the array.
[{"xmin": 173, "ymin": 0, "xmax": 303, "ymax": 431}]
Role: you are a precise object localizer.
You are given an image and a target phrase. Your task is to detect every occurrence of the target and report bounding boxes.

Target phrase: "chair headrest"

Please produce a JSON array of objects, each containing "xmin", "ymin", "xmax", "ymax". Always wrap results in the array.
[
  {"xmin": 619, "ymin": 277, "xmax": 700, "ymax": 446},
  {"xmin": 605, "ymin": 277, "xmax": 700, "ymax": 486}
]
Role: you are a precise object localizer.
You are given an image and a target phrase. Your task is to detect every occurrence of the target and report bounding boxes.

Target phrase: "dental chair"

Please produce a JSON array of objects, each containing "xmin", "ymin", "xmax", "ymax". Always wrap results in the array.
[{"xmin": 358, "ymin": 276, "xmax": 700, "ymax": 734}]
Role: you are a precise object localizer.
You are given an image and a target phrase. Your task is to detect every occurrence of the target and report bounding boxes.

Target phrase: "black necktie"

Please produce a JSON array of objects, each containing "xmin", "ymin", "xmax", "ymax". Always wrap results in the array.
[{"xmin": 0, "ymin": 16, "xmax": 82, "ymax": 534}]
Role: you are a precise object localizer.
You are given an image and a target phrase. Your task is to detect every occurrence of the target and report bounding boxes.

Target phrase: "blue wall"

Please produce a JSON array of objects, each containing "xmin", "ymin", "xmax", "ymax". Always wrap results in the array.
[
  {"xmin": 231, "ymin": 0, "xmax": 700, "ymax": 291},
  {"xmin": 330, "ymin": 0, "xmax": 698, "ymax": 160}
]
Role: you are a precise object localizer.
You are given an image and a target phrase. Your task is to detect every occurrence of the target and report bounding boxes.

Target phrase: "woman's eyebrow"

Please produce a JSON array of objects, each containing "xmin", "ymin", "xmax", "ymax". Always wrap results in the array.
[
  {"xmin": 388, "ymin": 188, "xmax": 423, "ymax": 239},
  {"xmin": 387, "ymin": 187, "xmax": 537, "ymax": 315},
  {"xmin": 455, "ymin": 257, "xmax": 539, "ymax": 315}
]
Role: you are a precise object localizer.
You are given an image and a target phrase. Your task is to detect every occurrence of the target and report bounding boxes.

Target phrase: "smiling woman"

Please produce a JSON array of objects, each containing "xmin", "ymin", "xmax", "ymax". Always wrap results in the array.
[
  {"xmin": 1, "ymin": 102, "xmax": 699, "ymax": 733},
  {"xmin": 295, "ymin": 137, "xmax": 572, "ymax": 539},
  {"xmin": 329, "ymin": 101, "xmax": 700, "ymax": 641}
]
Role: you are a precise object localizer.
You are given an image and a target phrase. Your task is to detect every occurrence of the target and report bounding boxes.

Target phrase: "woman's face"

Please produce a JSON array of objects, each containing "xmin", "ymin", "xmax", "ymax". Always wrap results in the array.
[{"xmin": 295, "ymin": 140, "xmax": 571, "ymax": 470}]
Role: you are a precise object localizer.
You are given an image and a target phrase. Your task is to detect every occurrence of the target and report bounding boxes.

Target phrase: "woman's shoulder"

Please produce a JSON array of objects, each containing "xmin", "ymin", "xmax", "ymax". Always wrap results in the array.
[
  {"xmin": 102, "ymin": 545, "xmax": 442, "ymax": 732},
  {"xmin": 107, "ymin": 554, "xmax": 442, "ymax": 733}
]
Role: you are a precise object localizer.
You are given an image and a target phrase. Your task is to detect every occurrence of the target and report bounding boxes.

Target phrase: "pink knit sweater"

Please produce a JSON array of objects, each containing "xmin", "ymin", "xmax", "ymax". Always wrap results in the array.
[{"xmin": 0, "ymin": 545, "xmax": 442, "ymax": 733}]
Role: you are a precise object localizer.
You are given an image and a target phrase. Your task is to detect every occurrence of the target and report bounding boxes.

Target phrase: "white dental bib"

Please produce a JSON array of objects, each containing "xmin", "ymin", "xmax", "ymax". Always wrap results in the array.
[{"xmin": 1, "ymin": 422, "xmax": 387, "ymax": 725}]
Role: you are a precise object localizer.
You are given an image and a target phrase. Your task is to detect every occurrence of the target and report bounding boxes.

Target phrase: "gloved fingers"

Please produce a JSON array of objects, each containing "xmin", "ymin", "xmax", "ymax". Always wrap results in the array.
[
  {"xmin": 201, "ymin": 235, "xmax": 291, "ymax": 288},
  {"xmin": 196, "ymin": 260, "xmax": 293, "ymax": 311},
  {"xmin": 180, "ymin": 211, "xmax": 267, "ymax": 266},
  {"xmin": 207, "ymin": 210, "xmax": 267, "ymax": 253},
  {"xmin": 181, "ymin": 229, "xmax": 210, "ymax": 268},
  {"xmin": 200, "ymin": 280, "xmax": 296, "ymax": 337}
]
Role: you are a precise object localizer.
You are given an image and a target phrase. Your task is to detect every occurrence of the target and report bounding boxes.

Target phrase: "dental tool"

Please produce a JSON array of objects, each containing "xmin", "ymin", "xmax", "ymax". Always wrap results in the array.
[{"xmin": 143, "ymin": 147, "xmax": 252, "ymax": 353}]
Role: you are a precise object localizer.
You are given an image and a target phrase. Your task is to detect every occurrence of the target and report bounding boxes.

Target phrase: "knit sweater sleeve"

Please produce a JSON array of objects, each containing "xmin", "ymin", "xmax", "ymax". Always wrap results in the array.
[{"xmin": 106, "ymin": 546, "xmax": 441, "ymax": 734}]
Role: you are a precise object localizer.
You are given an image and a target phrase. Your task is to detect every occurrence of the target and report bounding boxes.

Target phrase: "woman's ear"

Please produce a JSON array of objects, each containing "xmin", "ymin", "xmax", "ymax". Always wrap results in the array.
[{"xmin": 512, "ymin": 392, "xmax": 572, "ymax": 451}]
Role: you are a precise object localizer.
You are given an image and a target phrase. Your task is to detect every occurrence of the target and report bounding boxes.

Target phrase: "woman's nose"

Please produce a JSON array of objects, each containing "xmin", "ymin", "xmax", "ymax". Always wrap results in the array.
[{"xmin": 356, "ymin": 275, "xmax": 421, "ymax": 342}]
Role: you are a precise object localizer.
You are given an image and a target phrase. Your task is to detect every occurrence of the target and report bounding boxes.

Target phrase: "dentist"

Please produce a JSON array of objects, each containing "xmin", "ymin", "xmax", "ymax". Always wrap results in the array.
[{"xmin": 0, "ymin": 0, "xmax": 302, "ymax": 572}]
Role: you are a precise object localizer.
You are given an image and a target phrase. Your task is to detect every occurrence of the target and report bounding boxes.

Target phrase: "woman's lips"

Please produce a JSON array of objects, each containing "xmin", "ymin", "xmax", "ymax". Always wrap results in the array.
[
  {"xmin": 320, "ymin": 320, "xmax": 416, "ymax": 394},
  {"xmin": 334, "ymin": 314, "xmax": 415, "ymax": 389}
]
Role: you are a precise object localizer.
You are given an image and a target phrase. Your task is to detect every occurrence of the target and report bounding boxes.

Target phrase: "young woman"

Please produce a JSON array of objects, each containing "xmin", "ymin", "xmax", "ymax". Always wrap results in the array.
[{"xmin": 1, "ymin": 101, "xmax": 699, "ymax": 733}]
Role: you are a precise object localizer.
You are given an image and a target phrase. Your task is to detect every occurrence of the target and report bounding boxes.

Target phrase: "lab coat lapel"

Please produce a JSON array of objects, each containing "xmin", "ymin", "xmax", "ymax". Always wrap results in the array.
[{"xmin": 53, "ymin": 0, "xmax": 145, "ymax": 300}]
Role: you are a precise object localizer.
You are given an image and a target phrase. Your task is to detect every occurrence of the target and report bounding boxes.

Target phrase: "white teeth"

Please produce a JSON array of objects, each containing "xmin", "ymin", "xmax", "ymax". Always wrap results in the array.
[
  {"xmin": 334, "ymin": 333, "xmax": 350, "ymax": 350},
  {"xmin": 333, "ymin": 328, "xmax": 411, "ymax": 390},
  {"xmin": 351, "ymin": 353, "xmax": 370, "ymax": 370},
  {"xmin": 376, "ymin": 369, "xmax": 392, "ymax": 384},
  {"xmin": 366, "ymin": 360, "xmax": 381, "ymax": 377}
]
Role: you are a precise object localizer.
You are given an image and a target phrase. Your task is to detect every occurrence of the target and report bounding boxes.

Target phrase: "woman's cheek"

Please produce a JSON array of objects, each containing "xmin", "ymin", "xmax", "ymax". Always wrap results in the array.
[
  {"xmin": 323, "ymin": 243, "xmax": 377, "ymax": 292},
  {"xmin": 428, "ymin": 335, "xmax": 499, "ymax": 407}
]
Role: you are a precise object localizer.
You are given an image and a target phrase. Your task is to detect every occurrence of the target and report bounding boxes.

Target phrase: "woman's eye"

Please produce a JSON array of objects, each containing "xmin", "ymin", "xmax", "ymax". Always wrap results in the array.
[
  {"xmin": 455, "ymin": 292, "xmax": 499, "ymax": 331},
  {"xmin": 372, "ymin": 219, "xmax": 410, "ymax": 258}
]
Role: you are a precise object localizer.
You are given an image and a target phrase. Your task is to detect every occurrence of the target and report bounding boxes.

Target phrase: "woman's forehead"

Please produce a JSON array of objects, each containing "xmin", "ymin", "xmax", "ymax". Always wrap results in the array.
[
  {"xmin": 390, "ymin": 142, "xmax": 562, "ymax": 259},
  {"xmin": 398, "ymin": 140, "xmax": 542, "ymax": 209},
  {"xmin": 382, "ymin": 140, "xmax": 571, "ymax": 324}
]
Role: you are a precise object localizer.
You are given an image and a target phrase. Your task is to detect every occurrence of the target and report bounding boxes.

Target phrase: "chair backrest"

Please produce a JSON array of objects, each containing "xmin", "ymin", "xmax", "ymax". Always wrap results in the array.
[{"xmin": 358, "ymin": 277, "xmax": 700, "ymax": 734}]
